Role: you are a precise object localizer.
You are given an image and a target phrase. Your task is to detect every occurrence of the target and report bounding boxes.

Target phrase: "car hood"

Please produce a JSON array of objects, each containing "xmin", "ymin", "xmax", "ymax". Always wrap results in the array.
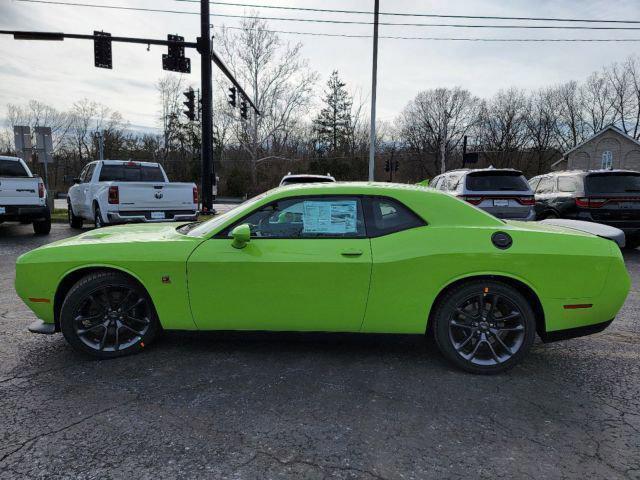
[{"xmin": 39, "ymin": 222, "xmax": 195, "ymax": 249}]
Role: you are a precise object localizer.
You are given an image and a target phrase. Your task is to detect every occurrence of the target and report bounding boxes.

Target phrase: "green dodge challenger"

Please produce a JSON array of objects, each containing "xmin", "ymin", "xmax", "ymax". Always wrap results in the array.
[{"xmin": 15, "ymin": 182, "xmax": 630, "ymax": 374}]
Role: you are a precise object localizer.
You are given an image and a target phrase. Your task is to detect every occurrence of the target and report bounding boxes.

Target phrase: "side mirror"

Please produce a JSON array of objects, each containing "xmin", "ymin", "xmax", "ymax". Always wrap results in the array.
[
  {"xmin": 73, "ymin": 177, "xmax": 81, "ymax": 184},
  {"xmin": 231, "ymin": 224, "xmax": 251, "ymax": 249}
]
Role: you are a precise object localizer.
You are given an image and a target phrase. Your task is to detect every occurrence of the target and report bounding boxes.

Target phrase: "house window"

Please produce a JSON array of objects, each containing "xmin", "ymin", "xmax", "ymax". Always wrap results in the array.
[{"xmin": 602, "ymin": 150, "xmax": 613, "ymax": 170}]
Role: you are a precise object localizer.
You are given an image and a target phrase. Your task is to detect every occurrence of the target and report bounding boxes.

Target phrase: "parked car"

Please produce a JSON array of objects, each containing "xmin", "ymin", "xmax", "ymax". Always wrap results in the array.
[
  {"xmin": 431, "ymin": 168, "xmax": 535, "ymax": 220},
  {"xmin": 67, "ymin": 160, "xmax": 198, "ymax": 228},
  {"xmin": 17, "ymin": 182, "xmax": 629, "ymax": 374},
  {"xmin": 529, "ymin": 170, "xmax": 640, "ymax": 248},
  {"xmin": 279, "ymin": 172, "xmax": 335, "ymax": 186},
  {"xmin": 0, "ymin": 155, "xmax": 50, "ymax": 234}
]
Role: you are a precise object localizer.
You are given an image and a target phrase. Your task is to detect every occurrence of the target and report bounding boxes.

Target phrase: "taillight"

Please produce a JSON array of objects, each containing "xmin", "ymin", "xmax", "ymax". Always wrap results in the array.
[
  {"xmin": 516, "ymin": 196, "xmax": 535, "ymax": 206},
  {"xmin": 193, "ymin": 186, "xmax": 198, "ymax": 205},
  {"xmin": 460, "ymin": 195, "xmax": 483, "ymax": 205},
  {"xmin": 38, "ymin": 182, "xmax": 45, "ymax": 198},
  {"xmin": 576, "ymin": 197, "xmax": 607, "ymax": 208},
  {"xmin": 108, "ymin": 186, "xmax": 119, "ymax": 204}
]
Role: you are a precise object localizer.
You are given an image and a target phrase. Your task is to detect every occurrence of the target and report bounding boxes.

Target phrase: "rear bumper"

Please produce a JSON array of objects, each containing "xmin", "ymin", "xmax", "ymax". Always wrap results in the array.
[
  {"xmin": 107, "ymin": 210, "xmax": 198, "ymax": 223},
  {"xmin": 0, "ymin": 204, "xmax": 48, "ymax": 222},
  {"xmin": 540, "ymin": 319, "xmax": 613, "ymax": 343}
]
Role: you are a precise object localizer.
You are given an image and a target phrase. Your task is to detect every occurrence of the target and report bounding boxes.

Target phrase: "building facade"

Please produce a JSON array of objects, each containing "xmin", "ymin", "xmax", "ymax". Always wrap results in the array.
[{"xmin": 552, "ymin": 125, "xmax": 640, "ymax": 171}]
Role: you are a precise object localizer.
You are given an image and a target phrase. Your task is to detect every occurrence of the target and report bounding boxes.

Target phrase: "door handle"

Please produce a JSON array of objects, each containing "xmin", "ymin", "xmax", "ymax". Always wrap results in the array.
[{"xmin": 341, "ymin": 249, "xmax": 363, "ymax": 257}]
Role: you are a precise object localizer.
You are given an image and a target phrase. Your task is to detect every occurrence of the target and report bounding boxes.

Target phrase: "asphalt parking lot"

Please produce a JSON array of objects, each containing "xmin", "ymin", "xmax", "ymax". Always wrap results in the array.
[{"xmin": 1, "ymin": 223, "xmax": 639, "ymax": 480}]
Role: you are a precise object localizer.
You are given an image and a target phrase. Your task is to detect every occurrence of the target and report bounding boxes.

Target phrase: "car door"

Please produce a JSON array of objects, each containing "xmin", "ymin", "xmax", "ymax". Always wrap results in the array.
[
  {"xmin": 81, "ymin": 162, "xmax": 97, "ymax": 217},
  {"xmin": 69, "ymin": 165, "xmax": 89, "ymax": 217},
  {"xmin": 187, "ymin": 195, "xmax": 372, "ymax": 332}
]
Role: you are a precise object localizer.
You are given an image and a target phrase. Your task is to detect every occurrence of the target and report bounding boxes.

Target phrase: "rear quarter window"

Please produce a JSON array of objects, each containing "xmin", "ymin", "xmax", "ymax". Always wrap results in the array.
[
  {"xmin": 465, "ymin": 172, "xmax": 529, "ymax": 191},
  {"xmin": 365, "ymin": 197, "xmax": 426, "ymax": 237},
  {"xmin": 558, "ymin": 176, "xmax": 580, "ymax": 193}
]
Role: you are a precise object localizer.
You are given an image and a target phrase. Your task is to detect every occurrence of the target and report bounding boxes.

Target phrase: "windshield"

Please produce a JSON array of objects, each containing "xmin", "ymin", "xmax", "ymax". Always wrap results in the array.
[
  {"xmin": 184, "ymin": 193, "xmax": 268, "ymax": 237},
  {"xmin": 0, "ymin": 159, "xmax": 30, "ymax": 177},
  {"xmin": 586, "ymin": 173, "xmax": 640, "ymax": 193},
  {"xmin": 465, "ymin": 172, "xmax": 529, "ymax": 192},
  {"xmin": 99, "ymin": 163, "xmax": 165, "ymax": 182}
]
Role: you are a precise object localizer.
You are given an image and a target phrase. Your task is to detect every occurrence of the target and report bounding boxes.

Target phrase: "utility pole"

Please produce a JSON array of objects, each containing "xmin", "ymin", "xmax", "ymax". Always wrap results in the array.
[
  {"xmin": 96, "ymin": 131, "xmax": 104, "ymax": 160},
  {"xmin": 368, "ymin": 0, "xmax": 379, "ymax": 182},
  {"xmin": 462, "ymin": 135, "xmax": 467, "ymax": 168},
  {"xmin": 199, "ymin": 0, "xmax": 214, "ymax": 214}
]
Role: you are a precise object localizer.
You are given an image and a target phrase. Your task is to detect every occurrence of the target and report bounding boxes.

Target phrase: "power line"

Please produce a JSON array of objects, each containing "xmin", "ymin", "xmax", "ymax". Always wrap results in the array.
[
  {"xmin": 194, "ymin": 0, "xmax": 640, "ymax": 25},
  {"xmin": 220, "ymin": 26, "xmax": 640, "ymax": 42},
  {"xmin": 14, "ymin": 0, "xmax": 640, "ymax": 31}
]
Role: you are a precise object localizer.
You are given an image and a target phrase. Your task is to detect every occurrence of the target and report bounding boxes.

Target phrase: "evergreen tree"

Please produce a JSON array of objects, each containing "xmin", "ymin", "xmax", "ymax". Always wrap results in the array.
[{"xmin": 313, "ymin": 70, "xmax": 353, "ymax": 154}]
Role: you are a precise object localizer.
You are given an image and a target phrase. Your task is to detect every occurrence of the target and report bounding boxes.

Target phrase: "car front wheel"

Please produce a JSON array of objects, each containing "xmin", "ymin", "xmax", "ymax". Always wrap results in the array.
[
  {"xmin": 432, "ymin": 280, "xmax": 536, "ymax": 374},
  {"xmin": 60, "ymin": 272, "xmax": 160, "ymax": 358},
  {"xmin": 68, "ymin": 203, "xmax": 83, "ymax": 229}
]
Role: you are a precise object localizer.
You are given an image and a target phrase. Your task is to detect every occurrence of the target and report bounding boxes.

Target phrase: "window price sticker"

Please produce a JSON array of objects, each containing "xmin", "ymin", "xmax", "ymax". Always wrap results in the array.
[{"xmin": 302, "ymin": 200, "xmax": 357, "ymax": 234}]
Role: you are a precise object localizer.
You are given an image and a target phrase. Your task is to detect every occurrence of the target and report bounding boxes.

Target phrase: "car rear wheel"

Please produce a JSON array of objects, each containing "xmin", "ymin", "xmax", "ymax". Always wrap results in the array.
[
  {"xmin": 432, "ymin": 280, "xmax": 536, "ymax": 374},
  {"xmin": 68, "ymin": 203, "xmax": 83, "ymax": 229},
  {"xmin": 60, "ymin": 272, "xmax": 160, "ymax": 358},
  {"xmin": 33, "ymin": 211, "xmax": 51, "ymax": 235}
]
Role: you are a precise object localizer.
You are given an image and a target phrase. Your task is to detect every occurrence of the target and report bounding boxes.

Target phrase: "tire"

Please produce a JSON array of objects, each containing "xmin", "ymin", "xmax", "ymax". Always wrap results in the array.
[
  {"xmin": 68, "ymin": 203, "xmax": 83, "ymax": 229},
  {"xmin": 432, "ymin": 280, "xmax": 536, "ymax": 374},
  {"xmin": 60, "ymin": 271, "xmax": 160, "ymax": 359},
  {"xmin": 33, "ymin": 211, "xmax": 51, "ymax": 235},
  {"xmin": 94, "ymin": 205, "xmax": 106, "ymax": 228}
]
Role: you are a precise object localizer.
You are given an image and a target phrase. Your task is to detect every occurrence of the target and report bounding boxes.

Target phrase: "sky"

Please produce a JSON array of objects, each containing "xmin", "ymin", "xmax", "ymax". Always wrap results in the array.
[{"xmin": 1, "ymin": 0, "xmax": 640, "ymax": 132}]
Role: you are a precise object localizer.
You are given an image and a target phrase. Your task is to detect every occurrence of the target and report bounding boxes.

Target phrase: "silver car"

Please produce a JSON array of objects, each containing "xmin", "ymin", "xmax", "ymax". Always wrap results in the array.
[{"xmin": 431, "ymin": 168, "xmax": 535, "ymax": 220}]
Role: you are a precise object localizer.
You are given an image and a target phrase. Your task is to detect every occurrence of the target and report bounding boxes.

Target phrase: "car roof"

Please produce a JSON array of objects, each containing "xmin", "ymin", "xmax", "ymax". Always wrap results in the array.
[
  {"xmin": 443, "ymin": 168, "xmax": 523, "ymax": 175},
  {"xmin": 96, "ymin": 159, "xmax": 162, "ymax": 167},
  {"xmin": 0, "ymin": 156, "xmax": 23, "ymax": 162},
  {"xmin": 282, "ymin": 173, "xmax": 335, "ymax": 179}
]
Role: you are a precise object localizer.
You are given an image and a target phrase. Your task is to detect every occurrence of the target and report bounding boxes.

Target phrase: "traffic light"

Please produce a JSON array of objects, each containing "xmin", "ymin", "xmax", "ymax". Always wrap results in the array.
[
  {"xmin": 94, "ymin": 31, "xmax": 112, "ymax": 69},
  {"xmin": 183, "ymin": 88, "xmax": 195, "ymax": 121},
  {"xmin": 162, "ymin": 34, "xmax": 190, "ymax": 73},
  {"xmin": 228, "ymin": 86, "xmax": 237, "ymax": 108},
  {"xmin": 384, "ymin": 158, "xmax": 390, "ymax": 172},
  {"xmin": 240, "ymin": 99, "xmax": 248, "ymax": 119}
]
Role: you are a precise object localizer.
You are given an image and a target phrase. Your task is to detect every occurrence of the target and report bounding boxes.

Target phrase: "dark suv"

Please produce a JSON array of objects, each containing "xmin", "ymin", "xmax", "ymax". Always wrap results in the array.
[{"xmin": 529, "ymin": 170, "xmax": 640, "ymax": 248}]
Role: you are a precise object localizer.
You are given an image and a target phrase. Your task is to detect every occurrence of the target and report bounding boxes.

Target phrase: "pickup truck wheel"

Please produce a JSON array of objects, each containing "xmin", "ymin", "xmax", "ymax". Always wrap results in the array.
[
  {"xmin": 60, "ymin": 272, "xmax": 160, "ymax": 358},
  {"xmin": 68, "ymin": 203, "xmax": 83, "ymax": 229},
  {"xmin": 432, "ymin": 280, "xmax": 536, "ymax": 374},
  {"xmin": 94, "ymin": 206, "xmax": 107, "ymax": 228},
  {"xmin": 33, "ymin": 211, "xmax": 51, "ymax": 235}
]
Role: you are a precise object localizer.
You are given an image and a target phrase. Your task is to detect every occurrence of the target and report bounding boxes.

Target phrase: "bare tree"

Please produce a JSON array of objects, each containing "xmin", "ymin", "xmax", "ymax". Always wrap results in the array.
[
  {"xmin": 553, "ymin": 81, "xmax": 587, "ymax": 150},
  {"xmin": 478, "ymin": 88, "xmax": 529, "ymax": 168},
  {"xmin": 398, "ymin": 87, "xmax": 479, "ymax": 175},
  {"xmin": 524, "ymin": 88, "xmax": 561, "ymax": 175},
  {"xmin": 606, "ymin": 60, "xmax": 633, "ymax": 135},
  {"xmin": 215, "ymin": 16, "xmax": 318, "ymax": 190},
  {"xmin": 581, "ymin": 71, "xmax": 616, "ymax": 135}
]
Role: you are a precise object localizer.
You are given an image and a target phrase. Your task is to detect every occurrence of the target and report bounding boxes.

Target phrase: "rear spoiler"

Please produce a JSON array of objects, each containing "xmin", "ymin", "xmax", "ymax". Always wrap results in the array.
[{"xmin": 541, "ymin": 219, "xmax": 625, "ymax": 248}]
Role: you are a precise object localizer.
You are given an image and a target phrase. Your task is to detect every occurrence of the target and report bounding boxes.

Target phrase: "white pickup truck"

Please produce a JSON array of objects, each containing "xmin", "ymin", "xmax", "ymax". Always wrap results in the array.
[
  {"xmin": 0, "ymin": 155, "xmax": 50, "ymax": 234},
  {"xmin": 67, "ymin": 160, "xmax": 198, "ymax": 228}
]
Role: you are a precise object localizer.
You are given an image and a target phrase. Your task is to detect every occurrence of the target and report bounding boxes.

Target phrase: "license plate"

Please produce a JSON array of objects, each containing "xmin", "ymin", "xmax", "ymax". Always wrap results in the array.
[
  {"xmin": 0, "ymin": 207, "xmax": 5, "ymax": 214},
  {"xmin": 150, "ymin": 211, "xmax": 165, "ymax": 220},
  {"xmin": 493, "ymin": 199, "xmax": 509, "ymax": 207}
]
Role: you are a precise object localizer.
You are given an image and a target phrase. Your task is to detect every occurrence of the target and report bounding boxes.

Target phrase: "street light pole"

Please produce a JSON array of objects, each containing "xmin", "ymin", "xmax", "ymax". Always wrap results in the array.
[
  {"xmin": 368, "ymin": 0, "xmax": 379, "ymax": 182},
  {"xmin": 199, "ymin": 0, "xmax": 214, "ymax": 213}
]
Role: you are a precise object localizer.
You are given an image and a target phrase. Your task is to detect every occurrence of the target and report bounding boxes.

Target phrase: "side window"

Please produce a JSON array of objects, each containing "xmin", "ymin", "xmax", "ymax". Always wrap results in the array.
[
  {"xmin": 431, "ymin": 176, "xmax": 441, "ymax": 189},
  {"xmin": 558, "ymin": 176, "xmax": 579, "ymax": 193},
  {"xmin": 225, "ymin": 196, "xmax": 366, "ymax": 239},
  {"xmin": 537, "ymin": 177, "xmax": 555, "ymax": 194},
  {"xmin": 528, "ymin": 177, "xmax": 540, "ymax": 192},
  {"xmin": 78, "ymin": 165, "xmax": 89, "ymax": 183},
  {"xmin": 365, "ymin": 197, "xmax": 426, "ymax": 237},
  {"xmin": 85, "ymin": 163, "xmax": 96, "ymax": 183},
  {"xmin": 438, "ymin": 175, "xmax": 449, "ymax": 191},
  {"xmin": 447, "ymin": 173, "xmax": 462, "ymax": 191}
]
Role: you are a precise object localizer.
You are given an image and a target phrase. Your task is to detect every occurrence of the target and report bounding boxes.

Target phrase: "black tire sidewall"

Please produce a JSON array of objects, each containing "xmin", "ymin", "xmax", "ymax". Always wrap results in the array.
[
  {"xmin": 68, "ymin": 203, "xmax": 83, "ymax": 229},
  {"xmin": 432, "ymin": 280, "xmax": 536, "ymax": 374},
  {"xmin": 94, "ymin": 206, "xmax": 103, "ymax": 228},
  {"xmin": 60, "ymin": 272, "xmax": 160, "ymax": 358},
  {"xmin": 33, "ymin": 211, "xmax": 51, "ymax": 235}
]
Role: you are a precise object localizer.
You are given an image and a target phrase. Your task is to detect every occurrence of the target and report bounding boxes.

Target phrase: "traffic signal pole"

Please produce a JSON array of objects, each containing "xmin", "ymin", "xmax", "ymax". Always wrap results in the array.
[{"xmin": 199, "ymin": 0, "xmax": 214, "ymax": 214}]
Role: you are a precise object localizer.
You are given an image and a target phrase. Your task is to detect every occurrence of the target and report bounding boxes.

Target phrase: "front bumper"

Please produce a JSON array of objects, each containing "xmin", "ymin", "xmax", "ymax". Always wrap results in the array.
[
  {"xmin": 107, "ymin": 210, "xmax": 198, "ymax": 224},
  {"xmin": 0, "ymin": 204, "xmax": 48, "ymax": 222},
  {"xmin": 28, "ymin": 319, "xmax": 57, "ymax": 334}
]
